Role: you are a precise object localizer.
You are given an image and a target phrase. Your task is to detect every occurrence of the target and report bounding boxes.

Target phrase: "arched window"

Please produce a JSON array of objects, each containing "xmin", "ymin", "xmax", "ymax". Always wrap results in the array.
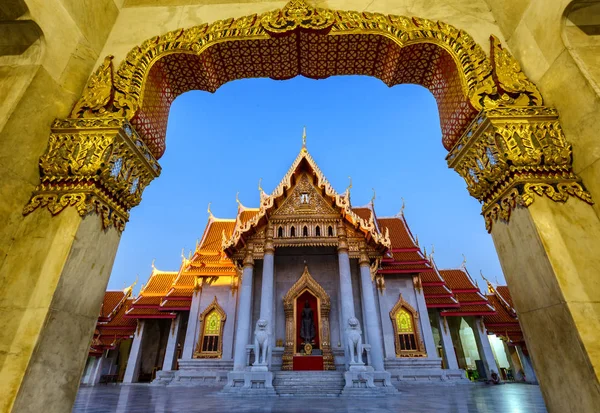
[
  {"xmin": 328, "ymin": 226, "xmax": 333, "ymax": 237},
  {"xmin": 290, "ymin": 226, "xmax": 296, "ymax": 237},
  {"xmin": 389, "ymin": 294, "xmax": 425, "ymax": 357},
  {"xmin": 303, "ymin": 226, "xmax": 308, "ymax": 237},
  {"xmin": 315, "ymin": 226, "xmax": 321, "ymax": 237},
  {"xmin": 278, "ymin": 226, "xmax": 283, "ymax": 238},
  {"xmin": 195, "ymin": 297, "xmax": 226, "ymax": 358}
]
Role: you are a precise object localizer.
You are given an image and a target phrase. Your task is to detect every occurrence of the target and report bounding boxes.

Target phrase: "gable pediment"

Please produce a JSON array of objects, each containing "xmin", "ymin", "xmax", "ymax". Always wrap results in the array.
[{"xmin": 271, "ymin": 173, "xmax": 339, "ymax": 217}]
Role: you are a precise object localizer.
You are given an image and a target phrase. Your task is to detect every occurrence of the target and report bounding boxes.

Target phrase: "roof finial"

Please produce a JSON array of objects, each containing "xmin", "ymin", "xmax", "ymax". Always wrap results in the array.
[
  {"xmin": 302, "ymin": 126, "xmax": 307, "ymax": 152},
  {"xmin": 151, "ymin": 259, "xmax": 156, "ymax": 272},
  {"xmin": 258, "ymin": 178, "xmax": 264, "ymax": 193},
  {"xmin": 181, "ymin": 248, "xmax": 185, "ymax": 261},
  {"xmin": 236, "ymin": 191, "xmax": 242, "ymax": 208},
  {"xmin": 495, "ymin": 275, "xmax": 500, "ymax": 285},
  {"xmin": 207, "ymin": 202, "xmax": 214, "ymax": 219},
  {"xmin": 415, "ymin": 234, "xmax": 419, "ymax": 247},
  {"xmin": 370, "ymin": 188, "xmax": 376, "ymax": 206},
  {"xmin": 461, "ymin": 254, "xmax": 467, "ymax": 269},
  {"xmin": 397, "ymin": 197, "xmax": 406, "ymax": 217},
  {"xmin": 431, "ymin": 244, "xmax": 435, "ymax": 256},
  {"xmin": 423, "ymin": 246, "xmax": 427, "ymax": 257},
  {"xmin": 346, "ymin": 176, "xmax": 352, "ymax": 196}
]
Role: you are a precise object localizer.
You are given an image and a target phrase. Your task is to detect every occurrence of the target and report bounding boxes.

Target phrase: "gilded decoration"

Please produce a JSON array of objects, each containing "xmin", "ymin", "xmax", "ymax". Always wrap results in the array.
[
  {"xmin": 23, "ymin": 118, "xmax": 160, "ymax": 231},
  {"xmin": 447, "ymin": 107, "xmax": 593, "ymax": 232},
  {"xmin": 282, "ymin": 265, "xmax": 335, "ymax": 371},
  {"xmin": 194, "ymin": 296, "xmax": 227, "ymax": 358},
  {"xmin": 30, "ymin": 0, "xmax": 589, "ymax": 232},
  {"xmin": 389, "ymin": 294, "xmax": 426, "ymax": 358}
]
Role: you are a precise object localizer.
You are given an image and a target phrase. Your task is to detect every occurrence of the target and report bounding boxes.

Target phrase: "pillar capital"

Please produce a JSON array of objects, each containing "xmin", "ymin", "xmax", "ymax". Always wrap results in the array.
[
  {"xmin": 264, "ymin": 222, "xmax": 275, "ymax": 254},
  {"xmin": 446, "ymin": 107, "xmax": 593, "ymax": 232},
  {"xmin": 337, "ymin": 221, "xmax": 348, "ymax": 253},
  {"xmin": 243, "ymin": 245, "xmax": 254, "ymax": 268},
  {"xmin": 358, "ymin": 245, "xmax": 369, "ymax": 267},
  {"xmin": 22, "ymin": 118, "xmax": 161, "ymax": 232}
]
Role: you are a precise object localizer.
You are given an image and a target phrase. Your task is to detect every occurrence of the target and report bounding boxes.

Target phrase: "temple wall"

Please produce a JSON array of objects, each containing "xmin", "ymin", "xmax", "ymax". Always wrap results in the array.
[
  {"xmin": 272, "ymin": 247, "xmax": 363, "ymax": 361},
  {"xmin": 379, "ymin": 276, "xmax": 423, "ymax": 359}
]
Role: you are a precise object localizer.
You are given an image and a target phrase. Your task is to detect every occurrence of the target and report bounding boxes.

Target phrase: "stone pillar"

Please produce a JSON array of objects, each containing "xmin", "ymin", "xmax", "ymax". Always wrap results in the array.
[
  {"xmin": 81, "ymin": 357, "xmax": 97, "ymax": 385},
  {"xmin": 358, "ymin": 247, "xmax": 384, "ymax": 371},
  {"xmin": 259, "ymin": 225, "xmax": 275, "ymax": 344},
  {"xmin": 182, "ymin": 286, "xmax": 202, "ymax": 360},
  {"xmin": 467, "ymin": 317, "xmax": 498, "ymax": 380},
  {"xmin": 436, "ymin": 314, "xmax": 459, "ymax": 370},
  {"xmin": 162, "ymin": 314, "xmax": 183, "ymax": 371},
  {"xmin": 490, "ymin": 200, "xmax": 600, "ymax": 410},
  {"xmin": 89, "ymin": 356, "xmax": 106, "ymax": 385},
  {"xmin": 516, "ymin": 345, "xmax": 538, "ymax": 384},
  {"xmin": 412, "ymin": 277, "xmax": 437, "ymax": 358},
  {"xmin": 123, "ymin": 321, "xmax": 145, "ymax": 383},
  {"xmin": 233, "ymin": 247, "xmax": 254, "ymax": 371},
  {"xmin": 447, "ymin": 317, "xmax": 467, "ymax": 369},
  {"xmin": 503, "ymin": 342, "xmax": 523, "ymax": 381}
]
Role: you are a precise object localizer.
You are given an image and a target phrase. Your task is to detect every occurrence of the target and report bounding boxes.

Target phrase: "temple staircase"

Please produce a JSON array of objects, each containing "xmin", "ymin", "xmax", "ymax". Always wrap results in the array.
[{"xmin": 273, "ymin": 371, "xmax": 345, "ymax": 397}]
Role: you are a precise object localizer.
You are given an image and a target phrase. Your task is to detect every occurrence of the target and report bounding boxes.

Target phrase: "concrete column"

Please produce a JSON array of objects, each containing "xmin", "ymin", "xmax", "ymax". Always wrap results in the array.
[
  {"xmin": 502, "ymin": 342, "xmax": 522, "ymax": 381},
  {"xmin": 516, "ymin": 345, "xmax": 538, "ymax": 384},
  {"xmin": 233, "ymin": 247, "xmax": 254, "ymax": 371},
  {"xmin": 358, "ymin": 249, "xmax": 385, "ymax": 371},
  {"xmin": 412, "ymin": 279, "xmax": 437, "ymax": 358},
  {"xmin": 123, "ymin": 321, "xmax": 145, "ymax": 383},
  {"xmin": 259, "ymin": 225, "xmax": 275, "ymax": 340},
  {"xmin": 81, "ymin": 357, "xmax": 97, "ymax": 384},
  {"xmin": 436, "ymin": 314, "xmax": 459, "ymax": 370},
  {"xmin": 468, "ymin": 317, "xmax": 498, "ymax": 380},
  {"xmin": 182, "ymin": 286, "xmax": 202, "ymax": 360},
  {"xmin": 162, "ymin": 314, "xmax": 183, "ymax": 371}
]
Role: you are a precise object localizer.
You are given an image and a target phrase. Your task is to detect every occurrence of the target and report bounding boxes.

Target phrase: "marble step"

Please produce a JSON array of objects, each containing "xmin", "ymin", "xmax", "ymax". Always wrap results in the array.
[{"xmin": 273, "ymin": 372, "xmax": 345, "ymax": 397}]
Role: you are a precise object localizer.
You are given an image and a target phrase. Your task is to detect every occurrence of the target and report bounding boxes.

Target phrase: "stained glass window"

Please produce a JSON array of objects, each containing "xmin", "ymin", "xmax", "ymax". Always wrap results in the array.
[
  {"xmin": 396, "ymin": 309, "xmax": 414, "ymax": 333},
  {"xmin": 204, "ymin": 311, "xmax": 221, "ymax": 335}
]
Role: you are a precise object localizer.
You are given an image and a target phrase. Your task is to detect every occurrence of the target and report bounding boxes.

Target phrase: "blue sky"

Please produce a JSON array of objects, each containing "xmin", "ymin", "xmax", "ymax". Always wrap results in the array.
[{"xmin": 107, "ymin": 75, "xmax": 504, "ymax": 293}]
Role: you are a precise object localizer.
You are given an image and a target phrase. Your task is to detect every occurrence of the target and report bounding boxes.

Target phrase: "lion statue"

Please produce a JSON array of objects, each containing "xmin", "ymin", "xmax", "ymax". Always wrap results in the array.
[
  {"xmin": 345, "ymin": 316, "xmax": 364, "ymax": 365},
  {"xmin": 253, "ymin": 319, "xmax": 270, "ymax": 366}
]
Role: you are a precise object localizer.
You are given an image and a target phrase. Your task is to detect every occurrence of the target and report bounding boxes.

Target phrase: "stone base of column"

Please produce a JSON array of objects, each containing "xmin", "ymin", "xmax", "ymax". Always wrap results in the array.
[
  {"xmin": 341, "ymin": 369, "xmax": 398, "ymax": 396},
  {"xmin": 150, "ymin": 370, "xmax": 176, "ymax": 386},
  {"xmin": 220, "ymin": 371, "xmax": 276, "ymax": 396}
]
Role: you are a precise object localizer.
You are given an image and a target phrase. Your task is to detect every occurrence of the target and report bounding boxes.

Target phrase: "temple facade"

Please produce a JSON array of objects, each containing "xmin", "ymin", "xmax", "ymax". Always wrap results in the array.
[{"xmin": 82, "ymin": 141, "xmax": 537, "ymax": 394}]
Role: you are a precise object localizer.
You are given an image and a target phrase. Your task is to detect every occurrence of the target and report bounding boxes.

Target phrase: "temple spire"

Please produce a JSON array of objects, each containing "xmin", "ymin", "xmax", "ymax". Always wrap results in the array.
[{"xmin": 301, "ymin": 126, "xmax": 307, "ymax": 152}]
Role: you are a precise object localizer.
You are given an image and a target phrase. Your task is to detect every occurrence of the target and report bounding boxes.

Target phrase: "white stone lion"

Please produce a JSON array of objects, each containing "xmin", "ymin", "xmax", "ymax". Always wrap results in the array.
[
  {"xmin": 345, "ymin": 317, "xmax": 364, "ymax": 365},
  {"xmin": 253, "ymin": 319, "xmax": 270, "ymax": 366}
]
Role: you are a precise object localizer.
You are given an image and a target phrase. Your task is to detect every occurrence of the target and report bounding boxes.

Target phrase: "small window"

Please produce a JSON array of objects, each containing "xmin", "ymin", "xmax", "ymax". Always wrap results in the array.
[
  {"xmin": 278, "ymin": 226, "xmax": 283, "ymax": 238},
  {"xmin": 303, "ymin": 226, "xmax": 308, "ymax": 237},
  {"xmin": 315, "ymin": 226, "xmax": 321, "ymax": 237},
  {"xmin": 328, "ymin": 226, "xmax": 334, "ymax": 237},
  {"xmin": 290, "ymin": 226, "xmax": 296, "ymax": 237}
]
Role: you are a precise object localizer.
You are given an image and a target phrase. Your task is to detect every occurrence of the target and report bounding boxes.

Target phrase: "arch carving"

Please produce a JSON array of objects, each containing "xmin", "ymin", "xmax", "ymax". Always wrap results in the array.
[
  {"xmin": 282, "ymin": 265, "xmax": 335, "ymax": 370},
  {"xmin": 22, "ymin": 0, "xmax": 592, "ymax": 233},
  {"xmin": 389, "ymin": 294, "xmax": 426, "ymax": 358},
  {"xmin": 194, "ymin": 296, "xmax": 227, "ymax": 358}
]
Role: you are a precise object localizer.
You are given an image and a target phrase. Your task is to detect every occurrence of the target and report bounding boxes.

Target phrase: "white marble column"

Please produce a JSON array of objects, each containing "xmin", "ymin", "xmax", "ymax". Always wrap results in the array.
[
  {"xmin": 436, "ymin": 313, "xmax": 459, "ymax": 370},
  {"xmin": 468, "ymin": 317, "xmax": 498, "ymax": 379},
  {"xmin": 503, "ymin": 341, "xmax": 523, "ymax": 381},
  {"xmin": 516, "ymin": 345, "xmax": 538, "ymax": 384},
  {"xmin": 233, "ymin": 247, "xmax": 255, "ymax": 371},
  {"xmin": 413, "ymin": 279, "xmax": 438, "ymax": 358},
  {"xmin": 162, "ymin": 314, "xmax": 183, "ymax": 371},
  {"xmin": 259, "ymin": 225, "xmax": 275, "ymax": 349},
  {"xmin": 123, "ymin": 321, "xmax": 145, "ymax": 383},
  {"xmin": 89, "ymin": 355, "xmax": 105, "ymax": 385},
  {"xmin": 358, "ymin": 248, "xmax": 385, "ymax": 371},
  {"xmin": 182, "ymin": 285, "xmax": 203, "ymax": 359}
]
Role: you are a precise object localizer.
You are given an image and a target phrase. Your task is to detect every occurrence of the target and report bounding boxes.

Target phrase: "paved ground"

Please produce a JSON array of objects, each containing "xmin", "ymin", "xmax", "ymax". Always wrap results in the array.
[{"xmin": 73, "ymin": 383, "xmax": 548, "ymax": 413}]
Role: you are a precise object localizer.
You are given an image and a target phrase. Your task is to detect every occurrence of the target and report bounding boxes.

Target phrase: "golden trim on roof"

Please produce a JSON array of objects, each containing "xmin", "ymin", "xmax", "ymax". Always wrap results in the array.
[{"xmin": 222, "ymin": 142, "xmax": 391, "ymax": 253}]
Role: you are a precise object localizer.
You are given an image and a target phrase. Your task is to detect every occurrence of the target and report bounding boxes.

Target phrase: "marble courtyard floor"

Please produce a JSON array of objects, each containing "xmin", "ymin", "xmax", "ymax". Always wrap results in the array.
[{"xmin": 73, "ymin": 383, "xmax": 548, "ymax": 413}]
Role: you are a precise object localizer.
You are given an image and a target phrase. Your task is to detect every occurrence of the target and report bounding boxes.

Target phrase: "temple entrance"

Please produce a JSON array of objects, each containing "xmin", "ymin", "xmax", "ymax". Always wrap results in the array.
[{"xmin": 282, "ymin": 265, "xmax": 335, "ymax": 371}]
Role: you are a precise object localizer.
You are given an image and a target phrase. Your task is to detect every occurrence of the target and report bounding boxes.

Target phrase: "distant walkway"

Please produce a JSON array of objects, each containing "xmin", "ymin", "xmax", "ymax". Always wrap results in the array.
[{"xmin": 73, "ymin": 382, "xmax": 547, "ymax": 413}]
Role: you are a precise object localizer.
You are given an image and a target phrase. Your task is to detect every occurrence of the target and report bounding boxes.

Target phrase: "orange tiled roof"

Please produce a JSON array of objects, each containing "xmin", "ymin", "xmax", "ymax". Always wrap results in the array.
[
  {"xmin": 454, "ymin": 292, "xmax": 488, "ymax": 304},
  {"xmin": 138, "ymin": 269, "xmax": 178, "ymax": 295},
  {"xmin": 496, "ymin": 286, "xmax": 514, "ymax": 307},
  {"xmin": 424, "ymin": 296, "xmax": 460, "ymax": 306},
  {"xmin": 423, "ymin": 285, "xmax": 454, "ymax": 296},
  {"xmin": 439, "ymin": 269, "xmax": 479, "ymax": 291},
  {"xmin": 90, "ymin": 293, "xmax": 136, "ymax": 356},
  {"xmin": 378, "ymin": 216, "xmax": 419, "ymax": 250},
  {"xmin": 99, "ymin": 291, "xmax": 127, "ymax": 319},
  {"xmin": 352, "ymin": 207, "xmax": 372, "ymax": 222},
  {"xmin": 485, "ymin": 294, "xmax": 519, "ymax": 324},
  {"xmin": 125, "ymin": 307, "xmax": 176, "ymax": 318},
  {"xmin": 421, "ymin": 269, "xmax": 445, "ymax": 284}
]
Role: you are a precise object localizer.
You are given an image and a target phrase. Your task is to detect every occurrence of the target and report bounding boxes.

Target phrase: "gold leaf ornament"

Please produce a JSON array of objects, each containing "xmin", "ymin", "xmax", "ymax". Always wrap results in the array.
[{"xmin": 71, "ymin": 56, "xmax": 115, "ymax": 118}]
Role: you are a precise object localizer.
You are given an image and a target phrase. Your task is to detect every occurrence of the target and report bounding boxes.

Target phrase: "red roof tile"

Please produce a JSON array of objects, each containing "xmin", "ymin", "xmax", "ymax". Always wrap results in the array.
[{"xmin": 378, "ymin": 216, "xmax": 418, "ymax": 250}]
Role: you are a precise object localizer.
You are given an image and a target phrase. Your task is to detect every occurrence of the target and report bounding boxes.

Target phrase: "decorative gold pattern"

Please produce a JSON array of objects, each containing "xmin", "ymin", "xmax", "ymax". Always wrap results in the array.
[
  {"xmin": 447, "ymin": 107, "xmax": 593, "ymax": 232},
  {"xmin": 194, "ymin": 296, "xmax": 226, "ymax": 359},
  {"xmin": 389, "ymin": 294, "xmax": 426, "ymax": 358},
  {"xmin": 65, "ymin": 0, "xmax": 547, "ymax": 158},
  {"xmin": 23, "ymin": 119, "xmax": 160, "ymax": 231},
  {"xmin": 282, "ymin": 265, "xmax": 335, "ymax": 370}
]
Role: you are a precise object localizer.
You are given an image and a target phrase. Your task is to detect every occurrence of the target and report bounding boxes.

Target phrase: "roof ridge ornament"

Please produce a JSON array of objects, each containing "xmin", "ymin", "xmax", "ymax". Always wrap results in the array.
[
  {"xmin": 302, "ymin": 126, "xmax": 307, "ymax": 152},
  {"xmin": 261, "ymin": 0, "xmax": 335, "ymax": 36},
  {"xmin": 370, "ymin": 188, "xmax": 376, "ymax": 206},
  {"xmin": 207, "ymin": 202, "xmax": 214, "ymax": 220},
  {"xmin": 461, "ymin": 254, "xmax": 467, "ymax": 269},
  {"xmin": 397, "ymin": 197, "xmax": 406, "ymax": 217},
  {"xmin": 480, "ymin": 270, "xmax": 495, "ymax": 294}
]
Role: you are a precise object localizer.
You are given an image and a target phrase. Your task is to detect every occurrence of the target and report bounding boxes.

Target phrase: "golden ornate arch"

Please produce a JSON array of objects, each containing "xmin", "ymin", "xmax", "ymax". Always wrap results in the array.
[
  {"xmin": 389, "ymin": 294, "xmax": 426, "ymax": 358},
  {"xmin": 282, "ymin": 265, "xmax": 335, "ymax": 370},
  {"xmin": 22, "ymin": 0, "xmax": 592, "ymax": 234},
  {"xmin": 194, "ymin": 296, "xmax": 227, "ymax": 358}
]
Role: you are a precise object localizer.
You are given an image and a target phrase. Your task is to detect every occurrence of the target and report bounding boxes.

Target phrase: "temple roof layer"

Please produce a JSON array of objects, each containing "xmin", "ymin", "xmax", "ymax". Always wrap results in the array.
[{"xmin": 90, "ymin": 287, "xmax": 137, "ymax": 356}]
